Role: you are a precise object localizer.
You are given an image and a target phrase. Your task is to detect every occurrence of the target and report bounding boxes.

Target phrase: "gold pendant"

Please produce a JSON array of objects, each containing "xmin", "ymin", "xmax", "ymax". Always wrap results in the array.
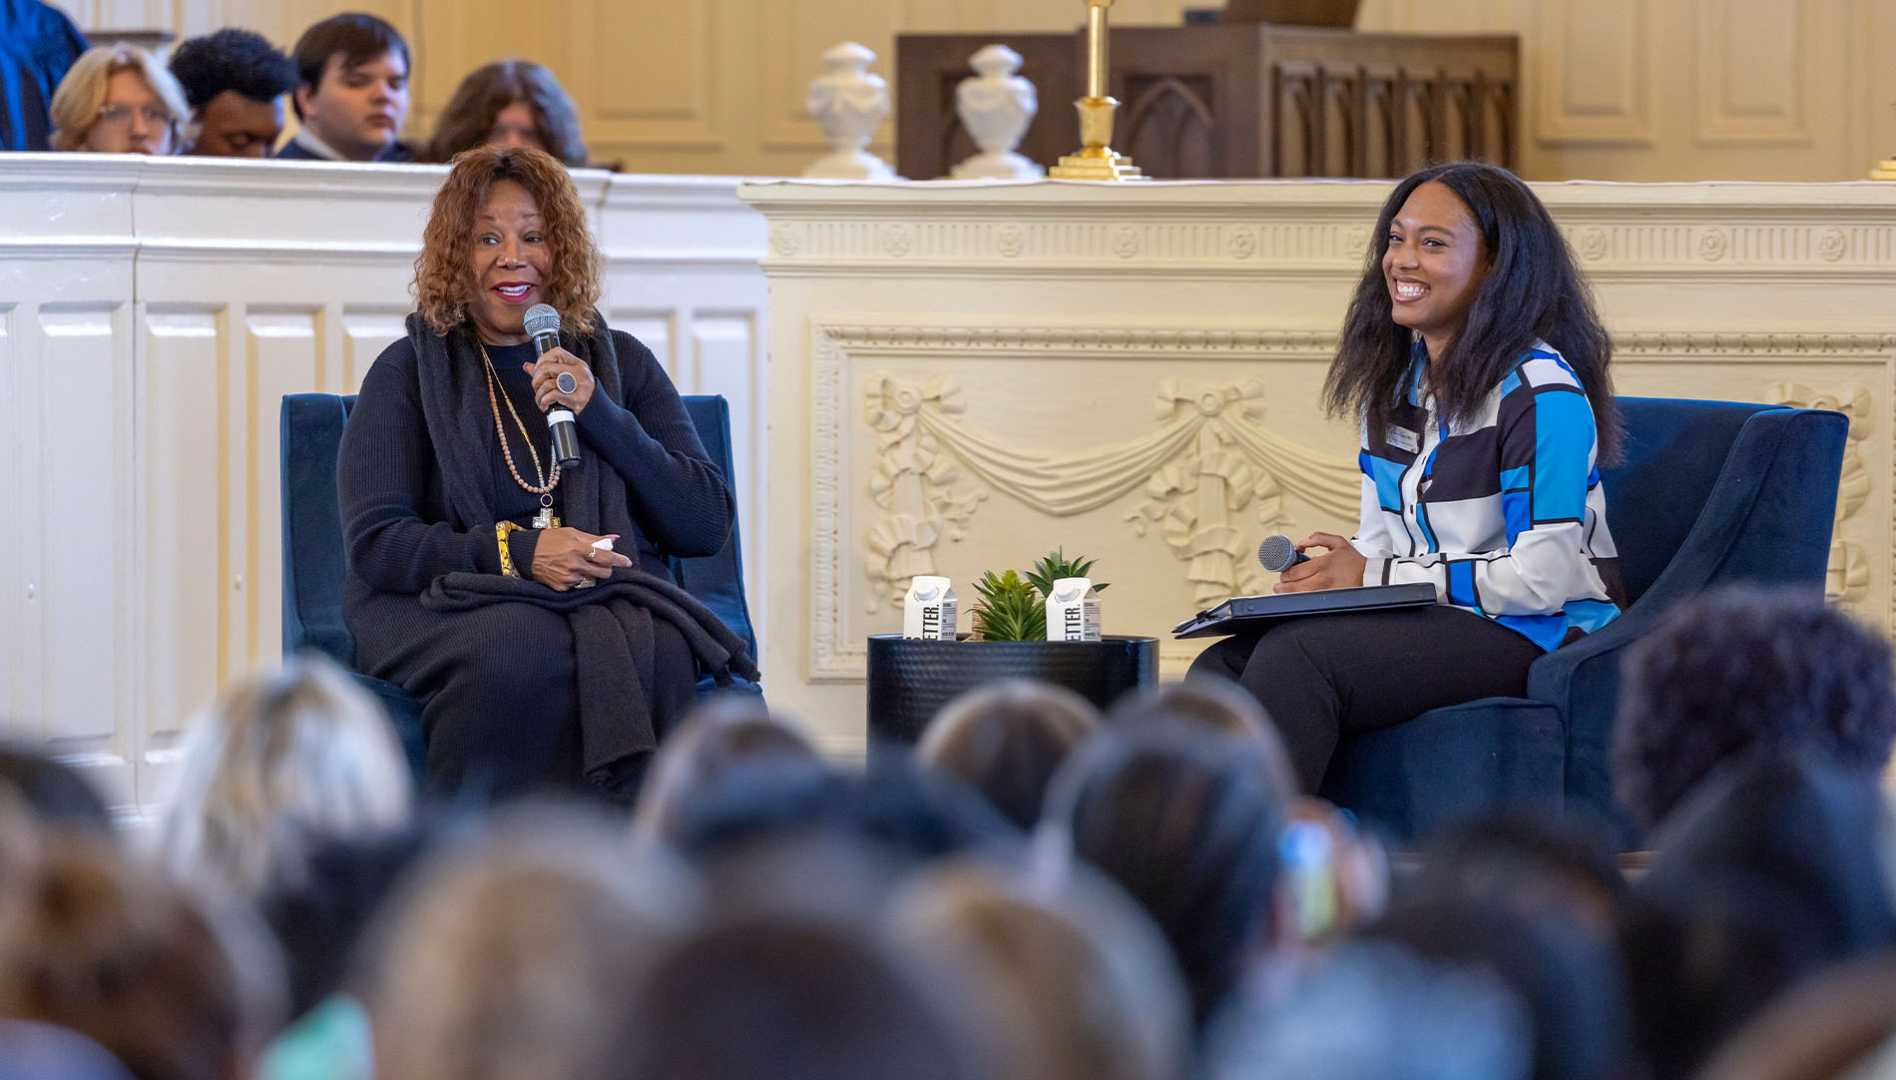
[{"xmin": 532, "ymin": 506, "xmax": 560, "ymax": 530}]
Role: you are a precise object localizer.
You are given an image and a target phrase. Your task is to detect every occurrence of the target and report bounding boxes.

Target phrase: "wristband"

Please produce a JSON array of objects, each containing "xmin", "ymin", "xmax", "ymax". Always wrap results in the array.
[{"xmin": 496, "ymin": 521, "xmax": 522, "ymax": 577}]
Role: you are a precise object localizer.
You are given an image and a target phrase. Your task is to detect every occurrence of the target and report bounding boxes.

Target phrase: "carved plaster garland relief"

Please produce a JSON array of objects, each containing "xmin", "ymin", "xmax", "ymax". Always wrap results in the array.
[
  {"xmin": 861, "ymin": 372, "xmax": 1359, "ymax": 612},
  {"xmin": 810, "ymin": 323, "xmax": 1352, "ymax": 679}
]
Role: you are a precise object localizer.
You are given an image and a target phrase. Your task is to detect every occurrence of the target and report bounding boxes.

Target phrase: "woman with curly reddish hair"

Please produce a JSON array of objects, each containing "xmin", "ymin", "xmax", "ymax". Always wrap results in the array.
[{"xmin": 338, "ymin": 146, "xmax": 753, "ymax": 802}]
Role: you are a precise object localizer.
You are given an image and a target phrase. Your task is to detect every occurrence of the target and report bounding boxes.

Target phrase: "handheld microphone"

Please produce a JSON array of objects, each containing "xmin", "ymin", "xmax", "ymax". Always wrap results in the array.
[
  {"xmin": 1257, "ymin": 534, "xmax": 1310, "ymax": 573},
  {"xmin": 524, "ymin": 303, "xmax": 581, "ymax": 469}
]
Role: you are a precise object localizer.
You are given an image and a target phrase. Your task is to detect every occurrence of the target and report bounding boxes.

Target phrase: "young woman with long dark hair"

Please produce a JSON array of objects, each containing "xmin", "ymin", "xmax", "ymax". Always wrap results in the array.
[{"xmin": 1189, "ymin": 161, "xmax": 1624, "ymax": 794}]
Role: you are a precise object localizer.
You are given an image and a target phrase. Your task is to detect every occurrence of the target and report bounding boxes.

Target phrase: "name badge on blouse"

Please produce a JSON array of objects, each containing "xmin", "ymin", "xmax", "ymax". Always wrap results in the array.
[{"xmin": 1387, "ymin": 426, "xmax": 1421, "ymax": 454}]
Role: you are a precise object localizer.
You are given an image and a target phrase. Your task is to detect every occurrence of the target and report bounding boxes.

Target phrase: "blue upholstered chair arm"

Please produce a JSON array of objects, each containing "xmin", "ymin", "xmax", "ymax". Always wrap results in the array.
[{"xmin": 1525, "ymin": 406, "xmax": 1829, "ymax": 711}]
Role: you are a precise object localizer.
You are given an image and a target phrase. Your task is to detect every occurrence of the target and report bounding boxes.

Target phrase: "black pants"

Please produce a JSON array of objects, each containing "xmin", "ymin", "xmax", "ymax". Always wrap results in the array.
[{"xmin": 1187, "ymin": 606, "xmax": 1543, "ymax": 794}]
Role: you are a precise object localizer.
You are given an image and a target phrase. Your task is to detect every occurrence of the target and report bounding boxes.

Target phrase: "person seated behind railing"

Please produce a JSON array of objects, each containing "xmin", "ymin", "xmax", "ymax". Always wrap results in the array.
[
  {"xmin": 168, "ymin": 28, "xmax": 296, "ymax": 158},
  {"xmin": 276, "ymin": 13, "xmax": 413, "ymax": 163},
  {"xmin": 0, "ymin": 0, "xmax": 89, "ymax": 151},
  {"xmin": 48, "ymin": 44, "xmax": 185, "ymax": 156},
  {"xmin": 426, "ymin": 60, "xmax": 588, "ymax": 167}
]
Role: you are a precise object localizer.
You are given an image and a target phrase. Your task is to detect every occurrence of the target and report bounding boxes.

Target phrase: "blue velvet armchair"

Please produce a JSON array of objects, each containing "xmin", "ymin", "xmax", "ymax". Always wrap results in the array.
[
  {"xmin": 1318, "ymin": 398, "xmax": 1850, "ymax": 849},
  {"xmin": 280, "ymin": 392, "xmax": 761, "ymax": 777}
]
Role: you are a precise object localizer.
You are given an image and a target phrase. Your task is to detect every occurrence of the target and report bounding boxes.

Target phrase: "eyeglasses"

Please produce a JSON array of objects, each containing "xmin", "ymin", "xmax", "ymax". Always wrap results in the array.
[{"xmin": 96, "ymin": 104, "xmax": 175, "ymax": 129}]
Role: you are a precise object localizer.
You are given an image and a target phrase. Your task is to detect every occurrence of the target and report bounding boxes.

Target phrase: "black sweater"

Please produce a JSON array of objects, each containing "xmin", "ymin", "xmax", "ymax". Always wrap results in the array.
[{"xmin": 338, "ymin": 330, "xmax": 733, "ymax": 598}]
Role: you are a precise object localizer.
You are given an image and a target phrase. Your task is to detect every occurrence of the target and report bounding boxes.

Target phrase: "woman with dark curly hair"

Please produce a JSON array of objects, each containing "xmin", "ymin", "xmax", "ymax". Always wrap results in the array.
[
  {"xmin": 1191, "ymin": 161, "xmax": 1624, "ymax": 794},
  {"xmin": 338, "ymin": 146, "xmax": 753, "ymax": 802},
  {"xmin": 426, "ymin": 60, "xmax": 587, "ymax": 166}
]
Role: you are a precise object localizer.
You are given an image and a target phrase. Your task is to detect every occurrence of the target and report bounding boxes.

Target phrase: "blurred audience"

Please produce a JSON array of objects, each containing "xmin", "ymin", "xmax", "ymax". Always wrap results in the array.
[
  {"xmin": 49, "ymin": 45, "xmax": 186, "ymax": 155},
  {"xmin": 0, "ymin": 835, "xmax": 285, "ymax": 1080},
  {"xmin": 366, "ymin": 809, "xmax": 692, "ymax": 1080},
  {"xmin": 889, "ymin": 857, "xmax": 1191, "ymax": 1080},
  {"xmin": 1107, "ymin": 678, "xmax": 1298, "ymax": 795},
  {"xmin": 1621, "ymin": 750, "xmax": 1896, "ymax": 1078},
  {"xmin": 1693, "ymin": 957, "xmax": 1896, "ymax": 1080},
  {"xmin": 1040, "ymin": 728, "xmax": 1291, "ymax": 1031},
  {"xmin": 1360, "ymin": 896, "xmax": 1630, "ymax": 1080},
  {"xmin": 917, "ymin": 679, "xmax": 1099, "ymax": 830},
  {"xmin": 1415, "ymin": 808, "xmax": 1627, "ymax": 941},
  {"xmin": 631, "ymin": 696, "xmax": 817, "ymax": 842},
  {"xmin": 1614, "ymin": 586, "xmax": 1896, "ymax": 828},
  {"xmin": 278, "ymin": 13, "xmax": 413, "ymax": 163},
  {"xmin": 0, "ymin": 745, "xmax": 113, "ymax": 836},
  {"xmin": 168, "ymin": 28, "xmax": 296, "ymax": 157},
  {"xmin": 156, "ymin": 653, "xmax": 412, "ymax": 900},
  {"xmin": 1202, "ymin": 940, "xmax": 1532, "ymax": 1080},
  {"xmin": 3, "ymin": 633, "xmax": 1895, "ymax": 1080},
  {"xmin": 426, "ymin": 59, "xmax": 587, "ymax": 166},
  {"xmin": 611, "ymin": 910, "xmax": 974, "ymax": 1080},
  {"xmin": 0, "ymin": 0, "xmax": 88, "ymax": 151}
]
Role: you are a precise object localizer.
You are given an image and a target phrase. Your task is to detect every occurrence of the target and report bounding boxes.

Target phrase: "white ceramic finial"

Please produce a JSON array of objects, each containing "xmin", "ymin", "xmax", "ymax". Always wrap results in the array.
[
  {"xmin": 952, "ymin": 45, "xmax": 1043, "ymax": 180},
  {"xmin": 803, "ymin": 42, "xmax": 898, "ymax": 180}
]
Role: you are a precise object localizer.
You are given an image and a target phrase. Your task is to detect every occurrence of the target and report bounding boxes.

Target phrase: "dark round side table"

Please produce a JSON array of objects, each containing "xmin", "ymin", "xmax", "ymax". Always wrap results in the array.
[{"xmin": 865, "ymin": 633, "xmax": 1159, "ymax": 753}]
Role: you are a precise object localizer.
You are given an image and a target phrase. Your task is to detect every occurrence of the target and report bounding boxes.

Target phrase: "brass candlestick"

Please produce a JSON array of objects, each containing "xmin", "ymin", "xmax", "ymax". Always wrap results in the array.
[{"xmin": 1048, "ymin": 0, "xmax": 1144, "ymax": 181}]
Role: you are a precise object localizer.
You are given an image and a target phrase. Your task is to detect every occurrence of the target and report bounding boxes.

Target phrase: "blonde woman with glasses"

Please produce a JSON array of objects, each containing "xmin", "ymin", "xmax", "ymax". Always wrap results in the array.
[{"xmin": 49, "ymin": 43, "xmax": 188, "ymax": 154}]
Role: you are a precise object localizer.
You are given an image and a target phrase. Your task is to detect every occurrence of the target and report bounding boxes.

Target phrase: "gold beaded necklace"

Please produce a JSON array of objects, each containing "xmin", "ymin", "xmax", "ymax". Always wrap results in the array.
[{"xmin": 477, "ymin": 337, "xmax": 562, "ymax": 529}]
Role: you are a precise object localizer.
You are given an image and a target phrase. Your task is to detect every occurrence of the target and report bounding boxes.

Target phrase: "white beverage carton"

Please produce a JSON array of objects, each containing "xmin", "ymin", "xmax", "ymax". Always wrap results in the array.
[
  {"xmin": 1045, "ymin": 577, "xmax": 1101, "ymax": 642},
  {"xmin": 903, "ymin": 576, "xmax": 957, "ymax": 640}
]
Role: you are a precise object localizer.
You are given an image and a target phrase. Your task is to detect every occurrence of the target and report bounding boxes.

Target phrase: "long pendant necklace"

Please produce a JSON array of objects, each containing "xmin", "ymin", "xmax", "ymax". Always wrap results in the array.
[{"xmin": 478, "ymin": 338, "xmax": 562, "ymax": 529}]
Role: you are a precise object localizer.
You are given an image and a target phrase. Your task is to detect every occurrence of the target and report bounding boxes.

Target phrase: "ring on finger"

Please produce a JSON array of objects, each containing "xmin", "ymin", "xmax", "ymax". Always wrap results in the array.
[{"xmin": 555, "ymin": 371, "xmax": 578, "ymax": 395}]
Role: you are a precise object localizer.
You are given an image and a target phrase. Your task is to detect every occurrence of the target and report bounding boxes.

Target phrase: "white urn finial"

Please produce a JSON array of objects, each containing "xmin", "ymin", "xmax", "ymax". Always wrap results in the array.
[
  {"xmin": 803, "ymin": 42, "xmax": 898, "ymax": 180},
  {"xmin": 951, "ymin": 45, "xmax": 1043, "ymax": 180}
]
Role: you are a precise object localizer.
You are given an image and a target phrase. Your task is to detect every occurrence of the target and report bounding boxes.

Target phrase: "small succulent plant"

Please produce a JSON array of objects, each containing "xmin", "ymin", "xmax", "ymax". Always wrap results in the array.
[
  {"xmin": 970, "ymin": 569, "xmax": 1046, "ymax": 641},
  {"xmin": 1024, "ymin": 548, "xmax": 1109, "ymax": 598}
]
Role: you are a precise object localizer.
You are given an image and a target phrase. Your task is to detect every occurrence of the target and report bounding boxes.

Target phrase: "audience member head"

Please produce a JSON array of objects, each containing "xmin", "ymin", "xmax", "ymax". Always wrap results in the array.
[
  {"xmin": 366, "ymin": 808, "xmax": 695, "ymax": 1080},
  {"xmin": 1693, "ymin": 957, "xmax": 1896, "ymax": 1080},
  {"xmin": 671, "ymin": 755, "xmax": 1019, "ymax": 867},
  {"xmin": 1202, "ymin": 940, "xmax": 1531, "ymax": 1080},
  {"xmin": 612, "ymin": 911, "xmax": 975, "ymax": 1080},
  {"xmin": 0, "ymin": 1020, "xmax": 135, "ymax": 1080},
  {"xmin": 0, "ymin": 745, "xmax": 113, "ymax": 836},
  {"xmin": 287, "ymin": 12, "xmax": 410, "ymax": 161},
  {"xmin": 1620, "ymin": 750, "xmax": 1896, "ymax": 1079},
  {"xmin": 1416, "ymin": 808, "xmax": 1627, "ymax": 939},
  {"xmin": 428, "ymin": 60, "xmax": 587, "ymax": 166},
  {"xmin": 916, "ymin": 679, "xmax": 1100, "ymax": 830},
  {"xmin": 1614, "ymin": 586, "xmax": 1896, "ymax": 828},
  {"xmin": 415, "ymin": 144, "xmax": 603, "ymax": 341},
  {"xmin": 889, "ymin": 858, "xmax": 1191, "ymax": 1080},
  {"xmin": 632, "ymin": 697, "xmax": 817, "ymax": 842},
  {"xmin": 1106, "ymin": 678, "xmax": 1298, "ymax": 793},
  {"xmin": 157, "ymin": 653, "xmax": 412, "ymax": 899},
  {"xmin": 256, "ymin": 820, "xmax": 441, "ymax": 1020},
  {"xmin": 49, "ymin": 45, "xmax": 187, "ymax": 154},
  {"xmin": 1359, "ymin": 896, "xmax": 1628, "ymax": 1080},
  {"xmin": 1041, "ymin": 728, "xmax": 1290, "ymax": 1029},
  {"xmin": 0, "ymin": 837, "xmax": 286, "ymax": 1080},
  {"xmin": 167, "ymin": 28, "xmax": 295, "ymax": 157},
  {"xmin": 1326, "ymin": 160, "xmax": 1620, "ymax": 462}
]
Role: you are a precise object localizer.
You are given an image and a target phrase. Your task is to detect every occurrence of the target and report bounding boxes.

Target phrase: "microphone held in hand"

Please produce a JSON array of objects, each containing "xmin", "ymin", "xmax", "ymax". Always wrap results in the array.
[
  {"xmin": 524, "ymin": 303, "xmax": 581, "ymax": 469},
  {"xmin": 1257, "ymin": 533, "xmax": 1310, "ymax": 573}
]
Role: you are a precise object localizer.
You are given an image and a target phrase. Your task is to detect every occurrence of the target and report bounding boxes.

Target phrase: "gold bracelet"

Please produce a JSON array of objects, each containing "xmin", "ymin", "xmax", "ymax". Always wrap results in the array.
[{"xmin": 496, "ymin": 520, "xmax": 522, "ymax": 577}]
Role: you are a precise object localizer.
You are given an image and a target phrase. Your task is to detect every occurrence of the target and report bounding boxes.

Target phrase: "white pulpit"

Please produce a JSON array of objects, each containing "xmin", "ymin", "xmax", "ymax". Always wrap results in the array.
[{"xmin": 742, "ymin": 178, "xmax": 1896, "ymax": 759}]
